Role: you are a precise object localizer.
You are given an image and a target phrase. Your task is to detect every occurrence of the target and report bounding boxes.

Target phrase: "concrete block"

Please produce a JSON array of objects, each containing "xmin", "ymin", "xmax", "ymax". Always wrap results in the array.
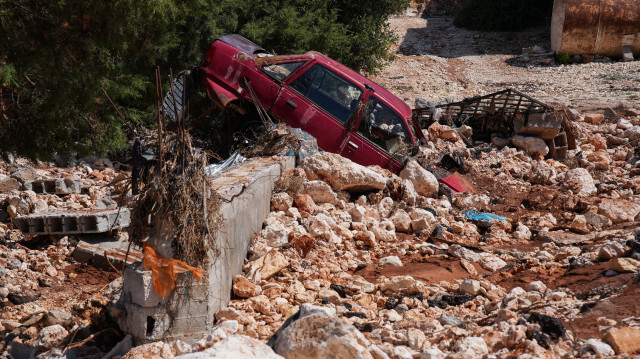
[
  {"xmin": 122, "ymin": 303, "xmax": 171, "ymax": 343},
  {"xmin": 122, "ymin": 262, "xmax": 168, "ymax": 308},
  {"xmin": 23, "ymin": 178, "xmax": 81, "ymax": 194},
  {"xmin": 72, "ymin": 236, "xmax": 142, "ymax": 270},
  {"xmin": 13, "ymin": 208, "xmax": 130, "ymax": 235}
]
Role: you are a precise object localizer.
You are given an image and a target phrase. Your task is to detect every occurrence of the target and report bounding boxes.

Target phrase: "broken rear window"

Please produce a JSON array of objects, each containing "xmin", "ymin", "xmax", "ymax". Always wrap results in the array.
[{"xmin": 261, "ymin": 61, "xmax": 306, "ymax": 82}]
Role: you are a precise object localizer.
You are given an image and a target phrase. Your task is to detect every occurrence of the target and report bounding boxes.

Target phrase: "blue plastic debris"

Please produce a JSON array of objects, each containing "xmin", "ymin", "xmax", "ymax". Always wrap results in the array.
[{"xmin": 463, "ymin": 210, "xmax": 507, "ymax": 223}]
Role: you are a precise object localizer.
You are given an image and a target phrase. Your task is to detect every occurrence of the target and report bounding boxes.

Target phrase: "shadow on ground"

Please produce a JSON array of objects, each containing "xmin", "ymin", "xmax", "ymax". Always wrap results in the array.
[{"xmin": 397, "ymin": 17, "xmax": 551, "ymax": 59}]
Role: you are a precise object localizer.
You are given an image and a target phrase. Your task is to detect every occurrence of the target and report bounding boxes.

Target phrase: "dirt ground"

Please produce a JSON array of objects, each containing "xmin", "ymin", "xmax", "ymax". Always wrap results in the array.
[{"xmin": 372, "ymin": 16, "xmax": 640, "ymax": 111}]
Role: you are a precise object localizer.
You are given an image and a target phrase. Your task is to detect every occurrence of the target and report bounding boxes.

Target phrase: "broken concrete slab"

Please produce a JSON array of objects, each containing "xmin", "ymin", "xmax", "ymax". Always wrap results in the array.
[
  {"xmin": 13, "ymin": 208, "xmax": 130, "ymax": 235},
  {"xmin": 72, "ymin": 235, "xmax": 142, "ymax": 270},
  {"xmin": 23, "ymin": 178, "xmax": 81, "ymax": 195}
]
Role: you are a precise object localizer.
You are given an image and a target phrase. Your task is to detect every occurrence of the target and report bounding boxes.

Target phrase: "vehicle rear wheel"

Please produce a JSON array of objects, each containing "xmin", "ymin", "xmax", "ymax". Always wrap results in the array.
[{"xmin": 226, "ymin": 102, "xmax": 265, "ymax": 150}]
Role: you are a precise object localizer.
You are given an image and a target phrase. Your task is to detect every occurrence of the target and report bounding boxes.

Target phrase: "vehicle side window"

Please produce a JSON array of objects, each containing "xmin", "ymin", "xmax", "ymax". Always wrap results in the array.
[
  {"xmin": 290, "ymin": 64, "xmax": 362, "ymax": 124},
  {"xmin": 357, "ymin": 97, "xmax": 411, "ymax": 154},
  {"xmin": 261, "ymin": 61, "xmax": 306, "ymax": 82}
]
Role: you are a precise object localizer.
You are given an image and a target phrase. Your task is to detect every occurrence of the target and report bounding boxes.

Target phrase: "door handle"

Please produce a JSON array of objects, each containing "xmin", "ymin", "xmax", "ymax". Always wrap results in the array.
[
  {"xmin": 286, "ymin": 99, "xmax": 297, "ymax": 109},
  {"xmin": 347, "ymin": 141, "xmax": 358, "ymax": 150}
]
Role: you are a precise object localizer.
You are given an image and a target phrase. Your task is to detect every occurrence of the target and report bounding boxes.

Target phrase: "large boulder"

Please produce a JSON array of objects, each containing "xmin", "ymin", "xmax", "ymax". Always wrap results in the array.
[
  {"xmin": 178, "ymin": 335, "xmax": 284, "ymax": 359},
  {"xmin": 273, "ymin": 314, "xmax": 373, "ymax": 359},
  {"xmin": 399, "ymin": 160, "xmax": 438, "ymax": 198},
  {"xmin": 302, "ymin": 153, "xmax": 386, "ymax": 192},
  {"xmin": 561, "ymin": 168, "xmax": 597, "ymax": 196}
]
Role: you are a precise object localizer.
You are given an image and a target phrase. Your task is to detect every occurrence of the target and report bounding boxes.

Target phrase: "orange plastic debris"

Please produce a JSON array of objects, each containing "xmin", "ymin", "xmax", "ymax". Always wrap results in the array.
[{"xmin": 143, "ymin": 242, "xmax": 203, "ymax": 297}]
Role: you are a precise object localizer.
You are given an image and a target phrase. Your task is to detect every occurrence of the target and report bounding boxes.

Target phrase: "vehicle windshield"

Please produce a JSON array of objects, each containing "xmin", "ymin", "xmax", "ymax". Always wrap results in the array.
[{"xmin": 261, "ymin": 61, "xmax": 306, "ymax": 82}]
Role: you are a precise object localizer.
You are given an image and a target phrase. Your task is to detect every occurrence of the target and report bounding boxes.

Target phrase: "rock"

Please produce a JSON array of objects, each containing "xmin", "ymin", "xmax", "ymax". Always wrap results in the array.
[
  {"xmin": 583, "ymin": 338, "xmax": 615, "ymax": 356},
  {"xmin": 407, "ymin": 328, "xmax": 426, "ymax": 350},
  {"xmin": 439, "ymin": 315, "xmax": 463, "ymax": 327},
  {"xmin": 214, "ymin": 308, "xmax": 253, "ymax": 326},
  {"xmin": 179, "ymin": 335, "xmax": 284, "ymax": 358},
  {"xmin": 584, "ymin": 113, "xmax": 604, "ymax": 124},
  {"xmin": 45, "ymin": 310, "xmax": 73, "ymax": 328},
  {"xmin": 527, "ymin": 281, "xmax": 547, "ymax": 293},
  {"xmin": 233, "ymin": 276, "xmax": 261, "ymax": 298},
  {"xmin": 598, "ymin": 198, "xmax": 640, "ymax": 224},
  {"xmin": 399, "ymin": 160, "xmax": 438, "ymax": 198},
  {"xmin": 511, "ymin": 135, "xmax": 548, "ymax": 158},
  {"xmin": 390, "ymin": 210, "xmax": 411, "ymax": 233},
  {"xmin": 529, "ymin": 162, "xmax": 556, "ymax": 185},
  {"xmin": 10, "ymin": 167, "xmax": 38, "ymax": 183},
  {"xmin": 561, "ymin": 168, "xmax": 597, "ymax": 196},
  {"xmin": 421, "ymin": 348, "xmax": 445, "ymax": 359},
  {"xmin": 459, "ymin": 279, "xmax": 481, "ymax": 296},
  {"xmin": 598, "ymin": 242, "xmax": 625, "ymax": 260},
  {"xmin": 251, "ymin": 295, "xmax": 272, "ymax": 315},
  {"xmin": 380, "ymin": 276, "xmax": 422, "ymax": 294},
  {"xmin": 609, "ymin": 258, "xmax": 640, "ymax": 273},
  {"xmin": 448, "ymin": 244, "xmax": 481, "ymax": 262},
  {"xmin": 294, "ymin": 194, "xmax": 317, "ymax": 214},
  {"xmin": 428, "ymin": 123, "xmax": 460, "ymax": 142},
  {"xmin": 513, "ymin": 223, "xmax": 531, "ymax": 240},
  {"xmin": 299, "ymin": 303, "xmax": 336, "ymax": 318},
  {"xmin": 354, "ymin": 231, "xmax": 377, "ymax": 247},
  {"xmin": 570, "ymin": 215, "xmax": 590, "ymax": 234},
  {"xmin": 272, "ymin": 193, "xmax": 293, "ymax": 212},
  {"xmin": 302, "ymin": 152, "xmax": 386, "ymax": 192},
  {"xmin": 453, "ymin": 337, "xmax": 488, "ymax": 357},
  {"xmin": 603, "ymin": 327, "xmax": 640, "ymax": 354},
  {"xmin": 378, "ymin": 256, "xmax": 402, "ymax": 267},
  {"xmin": 401, "ymin": 180, "xmax": 417, "ymax": 206},
  {"xmin": 246, "ymin": 250, "xmax": 290, "ymax": 282},
  {"xmin": 34, "ymin": 325, "xmax": 68, "ymax": 348},
  {"xmin": 479, "ymin": 255, "xmax": 506, "ymax": 271},
  {"xmin": 409, "ymin": 208, "xmax": 436, "ymax": 234},
  {"xmin": 377, "ymin": 197, "xmax": 394, "ymax": 218},
  {"xmin": 587, "ymin": 150, "xmax": 611, "ymax": 170},
  {"xmin": 371, "ymin": 222, "xmax": 396, "ymax": 242},
  {"xmin": 0, "ymin": 176, "xmax": 20, "ymax": 193},
  {"xmin": 299, "ymin": 181, "xmax": 338, "ymax": 204},
  {"xmin": 273, "ymin": 314, "xmax": 373, "ymax": 359}
]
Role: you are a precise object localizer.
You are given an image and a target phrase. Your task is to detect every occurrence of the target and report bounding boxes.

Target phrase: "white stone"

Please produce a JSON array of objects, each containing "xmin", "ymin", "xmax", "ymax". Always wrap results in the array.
[
  {"xmin": 378, "ymin": 256, "xmax": 402, "ymax": 267},
  {"xmin": 178, "ymin": 335, "xmax": 284, "ymax": 358},
  {"xmin": 561, "ymin": 168, "xmax": 597, "ymax": 196},
  {"xmin": 459, "ymin": 279, "xmax": 481, "ymax": 296},
  {"xmin": 302, "ymin": 152, "xmax": 386, "ymax": 192},
  {"xmin": 453, "ymin": 337, "xmax": 488, "ymax": 357},
  {"xmin": 399, "ymin": 160, "xmax": 438, "ymax": 198},
  {"xmin": 583, "ymin": 338, "xmax": 615, "ymax": 356}
]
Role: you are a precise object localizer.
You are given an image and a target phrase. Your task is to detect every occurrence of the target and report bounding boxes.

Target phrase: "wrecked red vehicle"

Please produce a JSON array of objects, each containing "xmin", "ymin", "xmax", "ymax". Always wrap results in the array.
[{"xmin": 198, "ymin": 34, "xmax": 426, "ymax": 173}]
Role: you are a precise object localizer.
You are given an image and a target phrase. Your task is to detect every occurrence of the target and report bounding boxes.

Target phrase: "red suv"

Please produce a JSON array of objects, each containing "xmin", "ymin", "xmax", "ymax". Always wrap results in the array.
[{"xmin": 199, "ymin": 34, "xmax": 425, "ymax": 173}]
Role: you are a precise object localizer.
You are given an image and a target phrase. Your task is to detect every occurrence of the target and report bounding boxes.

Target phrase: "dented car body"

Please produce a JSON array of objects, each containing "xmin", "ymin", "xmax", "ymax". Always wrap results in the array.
[{"xmin": 199, "ymin": 34, "xmax": 426, "ymax": 173}]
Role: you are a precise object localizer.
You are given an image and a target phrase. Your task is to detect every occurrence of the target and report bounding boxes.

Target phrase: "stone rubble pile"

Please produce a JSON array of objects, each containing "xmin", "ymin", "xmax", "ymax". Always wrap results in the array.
[{"xmin": 3, "ymin": 107, "xmax": 640, "ymax": 358}]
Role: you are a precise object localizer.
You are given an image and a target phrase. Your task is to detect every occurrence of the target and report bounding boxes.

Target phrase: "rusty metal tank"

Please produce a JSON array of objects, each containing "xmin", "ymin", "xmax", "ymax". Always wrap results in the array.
[{"xmin": 551, "ymin": 0, "xmax": 640, "ymax": 57}]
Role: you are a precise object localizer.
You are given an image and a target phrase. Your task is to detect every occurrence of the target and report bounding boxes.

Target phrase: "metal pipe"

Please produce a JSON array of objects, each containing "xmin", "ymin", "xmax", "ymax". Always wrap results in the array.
[{"xmin": 551, "ymin": 0, "xmax": 640, "ymax": 57}]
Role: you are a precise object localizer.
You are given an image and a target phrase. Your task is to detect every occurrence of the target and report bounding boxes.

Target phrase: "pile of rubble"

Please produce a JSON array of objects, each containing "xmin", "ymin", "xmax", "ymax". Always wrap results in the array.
[{"xmin": 2, "ymin": 105, "xmax": 640, "ymax": 358}]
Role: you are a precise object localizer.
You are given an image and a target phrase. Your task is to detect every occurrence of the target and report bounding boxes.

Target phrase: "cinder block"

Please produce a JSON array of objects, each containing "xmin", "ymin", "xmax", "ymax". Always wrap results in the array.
[
  {"xmin": 122, "ymin": 303, "xmax": 171, "ymax": 343},
  {"xmin": 13, "ymin": 208, "xmax": 130, "ymax": 235},
  {"xmin": 23, "ymin": 178, "xmax": 81, "ymax": 195},
  {"xmin": 122, "ymin": 262, "xmax": 168, "ymax": 308}
]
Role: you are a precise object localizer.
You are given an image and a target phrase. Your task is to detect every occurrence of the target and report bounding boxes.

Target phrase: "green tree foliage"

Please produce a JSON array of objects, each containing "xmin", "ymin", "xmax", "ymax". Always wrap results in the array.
[
  {"xmin": 454, "ymin": 0, "xmax": 553, "ymax": 32},
  {"xmin": 0, "ymin": 0, "xmax": 407, "ymax": 159}
]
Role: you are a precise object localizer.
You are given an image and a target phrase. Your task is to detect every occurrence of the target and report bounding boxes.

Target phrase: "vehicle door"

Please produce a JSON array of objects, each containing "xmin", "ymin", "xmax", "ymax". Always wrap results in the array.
[
  {"xmin": 271, "ymin": 63, "xmax": 364, "ymax": 153},
  {"xmin": 243, "ymin": 57, "xmax": 308, "ymax": 110},
  {"xmin": 343, "ymin": 95, "xmax": 411, "ymax": 173}
]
